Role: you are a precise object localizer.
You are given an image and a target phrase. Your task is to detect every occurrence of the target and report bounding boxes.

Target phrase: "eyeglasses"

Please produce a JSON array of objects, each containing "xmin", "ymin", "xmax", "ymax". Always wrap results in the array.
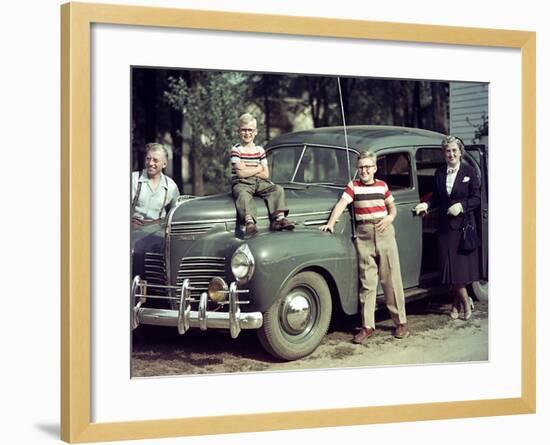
[
  {"xmin": 145, "ymin": 156, "xmax": 162, "ymax": 164},
  {"xmin": 239, "ymin": 128, "xmax": 256, "ymax": 133},
  {"xmin": 357, "ymin": 164, "xmax": 376, "ymax": 170}
]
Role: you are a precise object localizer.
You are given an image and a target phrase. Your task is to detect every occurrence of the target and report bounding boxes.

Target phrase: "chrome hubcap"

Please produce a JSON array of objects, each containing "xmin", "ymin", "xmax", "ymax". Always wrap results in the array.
[{"xmin": 281, "ymin": 292, "xmax": 312, "ymax": 335}]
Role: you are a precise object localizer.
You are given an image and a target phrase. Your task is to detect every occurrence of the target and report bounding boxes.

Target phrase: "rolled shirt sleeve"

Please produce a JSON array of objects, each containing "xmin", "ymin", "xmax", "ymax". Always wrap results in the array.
[{"xmin": 341, "ymin": 181, "xmax": 355, "ymax": 204}]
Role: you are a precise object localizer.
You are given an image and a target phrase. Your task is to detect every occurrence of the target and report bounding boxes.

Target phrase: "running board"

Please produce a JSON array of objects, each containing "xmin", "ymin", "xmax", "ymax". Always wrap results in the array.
[
  {"xmin": 403, "ymin": 286, "xmax": 432, "ymax": 302},
  {"xmin": 375, "ymin": 285, "xmax": 446, "ymax": 304}
]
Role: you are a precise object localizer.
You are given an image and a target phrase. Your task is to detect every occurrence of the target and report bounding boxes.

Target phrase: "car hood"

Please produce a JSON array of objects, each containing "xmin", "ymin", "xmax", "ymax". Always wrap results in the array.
[{"xmin": 171, "ymin": 184, "xmax": 343, "ymax": 223}]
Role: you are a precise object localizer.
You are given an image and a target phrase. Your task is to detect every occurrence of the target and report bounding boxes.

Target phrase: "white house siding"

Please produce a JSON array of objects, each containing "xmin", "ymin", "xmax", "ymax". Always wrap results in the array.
[{"xmin": 449, "ymin": 82, "xmax": 488, "ymax": 144}]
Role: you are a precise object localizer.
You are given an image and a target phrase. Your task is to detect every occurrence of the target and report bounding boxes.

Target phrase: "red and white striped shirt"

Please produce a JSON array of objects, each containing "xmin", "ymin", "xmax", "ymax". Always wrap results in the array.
[
  {"xmin": 230, "ymin": 144, "xmax": 267, "ymax": 180},
  {"xmin": 341, "ymin": 179, "xmax": 394, "ymax": 222}
]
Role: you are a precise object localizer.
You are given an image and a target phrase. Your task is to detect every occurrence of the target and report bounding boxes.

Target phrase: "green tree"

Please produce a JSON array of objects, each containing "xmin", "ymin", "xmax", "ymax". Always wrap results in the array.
[
  {"xmin": 246, "ymin": 73, "xmax": 292, "ymax": 140},
  {"xmin": 165, "ymin": 71, "xmax": 247, "ymax": 195}
]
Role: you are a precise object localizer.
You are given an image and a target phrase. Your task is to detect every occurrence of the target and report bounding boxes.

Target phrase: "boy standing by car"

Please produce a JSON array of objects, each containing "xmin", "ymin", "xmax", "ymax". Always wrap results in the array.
[
  {"xmin": 320, "ymin": 151, "xmax": 409, "ymax": 342},
  {"xmin": 230, "ymin": 113, "xmax": 294, "ymax": 236}
]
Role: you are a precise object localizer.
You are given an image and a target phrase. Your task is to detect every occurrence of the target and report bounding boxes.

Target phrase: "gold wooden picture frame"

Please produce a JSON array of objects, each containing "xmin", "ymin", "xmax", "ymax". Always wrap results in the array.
[{"xmin": 61, "ymin": 2, "xmax": 536, "ymax": 442}]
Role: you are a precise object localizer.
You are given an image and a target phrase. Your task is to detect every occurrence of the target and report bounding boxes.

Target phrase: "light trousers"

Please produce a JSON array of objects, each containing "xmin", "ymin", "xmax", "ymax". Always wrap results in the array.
[
  {"xmin": 232, "ymin": 178, "xmax": 288, "ymax": 222},
  {"xmin": 355, "ymin": 222, "xmax": 407, "ymax": 329}
]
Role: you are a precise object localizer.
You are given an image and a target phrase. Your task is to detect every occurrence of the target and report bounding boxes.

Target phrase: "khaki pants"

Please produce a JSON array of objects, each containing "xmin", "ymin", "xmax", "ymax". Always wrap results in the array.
[
  {"xmin": 232, "ymin": 178, "xmax": 288, "ymax": 222},
  {"xmin": 355, "ymin": 223, "xmax": 407, "ymax": 329}
]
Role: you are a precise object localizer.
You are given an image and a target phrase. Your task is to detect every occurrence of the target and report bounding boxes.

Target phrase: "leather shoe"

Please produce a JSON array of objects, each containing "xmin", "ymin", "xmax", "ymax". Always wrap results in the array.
[
  {"xmin": 245, "ymin": 221, "xmax": 258, "ymax": 236},
  {"xmin": 460, "ymin": 297, "xmax": 474, "ymax": 321},
  {"xmin": 271, "ymin": 218, "xmax": 295, "ymax": 231},
  {"xmin": 393, "ymin": 324, "xmax": 410, "ymax": 339},
  {"xmin": 352, "ymin": 327, "xmax": 375, "ymax": 344}
]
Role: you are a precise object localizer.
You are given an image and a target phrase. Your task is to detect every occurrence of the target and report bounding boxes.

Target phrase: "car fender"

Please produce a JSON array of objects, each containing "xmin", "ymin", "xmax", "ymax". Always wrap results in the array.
[{"xmin": 242, "ymin": 229, "xmax": 358, "ymax": 314}]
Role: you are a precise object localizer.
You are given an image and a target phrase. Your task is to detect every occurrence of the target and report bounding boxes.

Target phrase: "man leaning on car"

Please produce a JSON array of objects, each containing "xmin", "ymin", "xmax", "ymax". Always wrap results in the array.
[
  {"xmin": 131, "ymin": 142, "xmax": 180, "ymax": 227},
  {"xmin": 320, "ymin": 151, "xmax": 409, "ymax": 343}
]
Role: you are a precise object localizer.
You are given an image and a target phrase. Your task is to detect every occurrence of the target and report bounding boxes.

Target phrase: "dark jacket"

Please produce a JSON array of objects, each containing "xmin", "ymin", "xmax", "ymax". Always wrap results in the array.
[{"xmin": 428, "ymin": 163, "xmax": 481, "ymax": 230}]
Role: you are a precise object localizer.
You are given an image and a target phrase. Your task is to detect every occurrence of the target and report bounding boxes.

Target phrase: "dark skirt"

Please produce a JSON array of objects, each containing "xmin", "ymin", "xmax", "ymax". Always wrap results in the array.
[{"xmin": 438, "ymin": 228, "xmax": 480, "ymax": 285}]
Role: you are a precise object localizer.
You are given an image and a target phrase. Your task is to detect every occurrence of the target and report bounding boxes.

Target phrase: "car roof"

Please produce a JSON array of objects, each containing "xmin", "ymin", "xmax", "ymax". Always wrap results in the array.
[{"xmin": 265, "ymin": 125, "xmax": 446, "ymax": 152}]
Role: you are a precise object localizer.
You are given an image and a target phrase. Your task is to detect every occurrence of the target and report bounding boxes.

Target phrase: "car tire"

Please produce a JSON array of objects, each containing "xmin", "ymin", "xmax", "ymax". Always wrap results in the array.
[
  {"xmin": 257, "ymin": 271, "xmax": 332, "ymax": 361},
  {"xmin": 468, "ymin": 280, "xmax": 488, "ymax": 302}
]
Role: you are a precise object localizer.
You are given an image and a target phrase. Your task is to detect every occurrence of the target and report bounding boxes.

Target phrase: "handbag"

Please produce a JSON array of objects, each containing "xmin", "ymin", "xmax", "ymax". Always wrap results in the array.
[{"xmin": 459, "ymin": 203, "xmax": 480, "ymax": 253}]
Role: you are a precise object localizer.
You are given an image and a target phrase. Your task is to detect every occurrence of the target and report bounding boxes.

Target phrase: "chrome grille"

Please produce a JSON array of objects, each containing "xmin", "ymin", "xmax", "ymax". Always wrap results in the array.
[
  {"xmin": 176, "ymin": 256, "xmax": 226, "ymax": 299},
  {"xmin": 143, "ymin": 253, "xmax": 168, "ymax": 306},
  {"xmin": 144, "ymin": 253, "xmax": 165, "ymax": 284},
  {"xmin": 170, "ymin": 222, "xmax": 215, "ymax": 236}
]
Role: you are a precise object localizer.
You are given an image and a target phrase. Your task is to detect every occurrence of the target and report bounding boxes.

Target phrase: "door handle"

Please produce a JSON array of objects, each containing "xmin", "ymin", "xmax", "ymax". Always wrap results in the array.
[{"xmin": 411, "ymin": 206, "xmax": 429, "ymax": 216}]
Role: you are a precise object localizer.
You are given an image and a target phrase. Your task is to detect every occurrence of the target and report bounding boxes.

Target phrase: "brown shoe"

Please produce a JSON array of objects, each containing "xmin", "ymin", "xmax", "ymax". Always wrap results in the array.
[
  {"xmin": 393, "ymin": 324, "xmax": 410, "ymax": 339},
  {"xmin": 245, "ymin": 221, "xmax": 258, "ymax": 236},
  {"xmin": 271, "ymin": 218, "xmax": 295, "ymax": 231},
  {"xmin": 352, "ymin": 327, "xmax": 375, "ymax": 344}
]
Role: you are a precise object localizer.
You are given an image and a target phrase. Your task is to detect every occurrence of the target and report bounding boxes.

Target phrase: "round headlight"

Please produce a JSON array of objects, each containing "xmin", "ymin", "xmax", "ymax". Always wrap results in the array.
[
  {"xmin": 231, "ymin": 252, "xmax": 250, "ymax": 279},
  {"xmin": 231, "ymin": 243, "xmax": 255, "ymax": 283},
  {"xmin": 208, "ymin": 277, "xmax": 228, "ymax": 303}
]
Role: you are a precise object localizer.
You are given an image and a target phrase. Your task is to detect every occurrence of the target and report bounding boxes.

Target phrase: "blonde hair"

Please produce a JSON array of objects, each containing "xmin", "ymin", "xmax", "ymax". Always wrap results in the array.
[
  {"xmin": 145, "ymin": 142, "xmax": 168, "ymax": 161},
  {"xmin": 357, "ymin": 150, "xmax": 377, "ymax": 164},
  {"xmin": 238, "ymin": 113, "xmax": 257, "ymax": 129}
]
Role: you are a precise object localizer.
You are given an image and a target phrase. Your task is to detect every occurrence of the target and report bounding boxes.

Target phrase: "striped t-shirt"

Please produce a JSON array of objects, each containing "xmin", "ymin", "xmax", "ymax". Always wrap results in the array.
[
  {"xmin": 230, "ymin": 143, "xmax": 267, "ymax": 181},
  {"xmin": 341, "ymin": 179, "xmax": 394, "ymax": 222}
]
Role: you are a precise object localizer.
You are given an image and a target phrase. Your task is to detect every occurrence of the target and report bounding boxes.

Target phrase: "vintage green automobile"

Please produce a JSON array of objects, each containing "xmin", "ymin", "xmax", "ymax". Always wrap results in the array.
[{"xmin": 131, "ymin": 125, "xmax": 488, "ymax": 360}]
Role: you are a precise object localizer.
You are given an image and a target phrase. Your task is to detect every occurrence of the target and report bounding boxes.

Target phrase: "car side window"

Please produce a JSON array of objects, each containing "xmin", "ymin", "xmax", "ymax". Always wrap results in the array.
[
  {"xmin": 268, "ymin": 146, "xmax": 304, "ymax": 183},
  {"xmin": 294, "ymin": 146, "xmax": 357, "ymax": 185},
  {"xmin": 376, "ymin": 152, "xmax": 412, "ymax": 191},
  {"xmin": 415, "ymin": 147, "xmax": 445, "ymax": 201}
]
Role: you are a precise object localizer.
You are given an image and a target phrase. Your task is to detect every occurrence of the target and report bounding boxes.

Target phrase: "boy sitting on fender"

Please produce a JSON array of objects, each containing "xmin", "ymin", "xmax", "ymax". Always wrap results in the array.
[{"xmin": 230, "ymin": 113, "xmax": 294, "ymax": 236}]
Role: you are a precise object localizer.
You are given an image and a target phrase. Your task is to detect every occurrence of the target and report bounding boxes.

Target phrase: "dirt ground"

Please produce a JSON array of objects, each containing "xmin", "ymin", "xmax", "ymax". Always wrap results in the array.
[{"xmin": 131, "ymin": 293, "xmax": 488, "ymax": 377}]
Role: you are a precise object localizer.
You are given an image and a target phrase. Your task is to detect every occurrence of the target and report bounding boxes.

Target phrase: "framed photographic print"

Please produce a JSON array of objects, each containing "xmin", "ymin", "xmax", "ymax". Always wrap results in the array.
[
  {"xmin": 129, "ymin": 65, "xmax": 490, "ymax": 377},
  {"xmin": 61, "ymin": 2, "xmax": 536, "ymax": 442}
]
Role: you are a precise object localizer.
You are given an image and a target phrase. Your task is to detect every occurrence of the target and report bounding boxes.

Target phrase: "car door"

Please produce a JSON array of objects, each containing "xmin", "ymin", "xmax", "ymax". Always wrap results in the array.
[
  {"xmin": 465, "ymin": 144, "xmax": 489, "ymax": 281},
  {"xmin": 375, "ymin": 149, "xmax": 422, "ymax": 290},
  {"xmin": 414, "ymin": 146, "xmax": 445, "ymax": 283}
]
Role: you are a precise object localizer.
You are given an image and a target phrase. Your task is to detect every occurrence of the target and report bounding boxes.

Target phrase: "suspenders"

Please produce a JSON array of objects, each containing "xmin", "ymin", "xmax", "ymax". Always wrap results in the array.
[
  {"xmin": 132, "ymin": 172, "xmax": 169, "ymax": 220},
  {"xmin": 131, "ymin": 180, "xmax": 142, "ymax": 211},
  {"xmin": 159, "ymin": 184, "xmax": 168, "ymax": 219}
]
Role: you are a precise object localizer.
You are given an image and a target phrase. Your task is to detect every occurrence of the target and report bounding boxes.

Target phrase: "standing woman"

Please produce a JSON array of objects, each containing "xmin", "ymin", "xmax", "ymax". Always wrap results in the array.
[{"xmin": 415, "ymin": 136, "xmax": 481, "ymax": 320}]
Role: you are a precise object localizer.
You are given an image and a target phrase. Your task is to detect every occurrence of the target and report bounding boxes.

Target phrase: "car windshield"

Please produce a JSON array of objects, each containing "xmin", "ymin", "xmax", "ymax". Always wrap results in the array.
[{"xmin": 267, "ymin": 145, "xmax": 357, "ymax": 186}]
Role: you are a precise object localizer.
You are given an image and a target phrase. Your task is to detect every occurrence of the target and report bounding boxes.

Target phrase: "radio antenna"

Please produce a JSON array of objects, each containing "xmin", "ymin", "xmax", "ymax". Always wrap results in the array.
[
  {"xmin": 337, "ymin": 76, "xmax": 356, "ymax": 239},
  {"xmin": 337, "ymin": 77, "xmax": 352, "ymax": 182}
]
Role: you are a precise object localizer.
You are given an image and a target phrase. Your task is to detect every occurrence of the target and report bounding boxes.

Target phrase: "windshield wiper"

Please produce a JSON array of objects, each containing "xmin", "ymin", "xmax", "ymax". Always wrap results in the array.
[{"xmin": 282, "ymin": 183, "xmax": 309, "ymax": 189}]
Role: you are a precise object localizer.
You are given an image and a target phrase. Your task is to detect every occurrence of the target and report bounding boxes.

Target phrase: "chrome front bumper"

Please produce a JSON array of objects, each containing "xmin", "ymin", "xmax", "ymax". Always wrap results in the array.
[{"xmin": 131, "ymin": 276, "xmax": 263, "ymax": 339}]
